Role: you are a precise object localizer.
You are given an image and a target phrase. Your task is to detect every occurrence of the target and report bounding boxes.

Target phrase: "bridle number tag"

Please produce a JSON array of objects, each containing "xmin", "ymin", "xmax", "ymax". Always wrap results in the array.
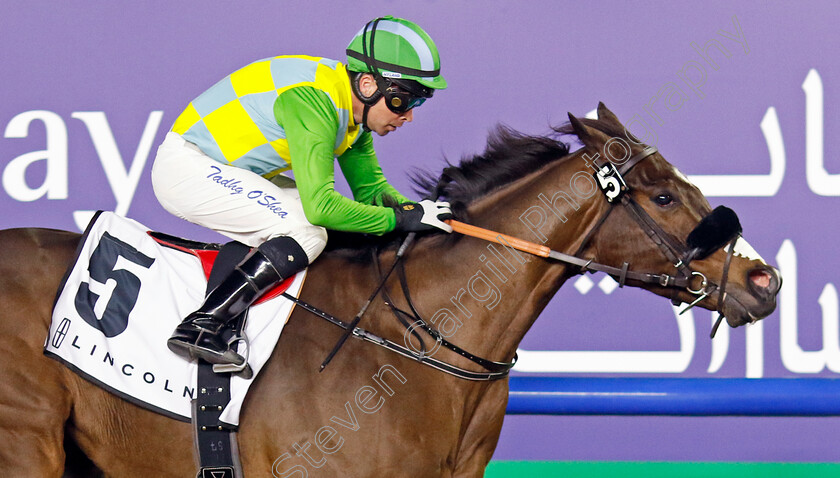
[{"xmin": 594, "ymin": 163, "xmax": 627, "ymax": 203}]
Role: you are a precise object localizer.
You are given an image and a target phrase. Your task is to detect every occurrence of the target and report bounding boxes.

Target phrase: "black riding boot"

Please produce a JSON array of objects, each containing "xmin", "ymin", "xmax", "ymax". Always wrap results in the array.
[{"xmin": 167, "ymin": 236, "xmax": 309, "ymax": 365}]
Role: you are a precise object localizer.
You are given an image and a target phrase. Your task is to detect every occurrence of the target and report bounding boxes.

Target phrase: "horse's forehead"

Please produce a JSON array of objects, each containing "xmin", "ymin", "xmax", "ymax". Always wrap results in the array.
[
  {"xmin": 668, "ymin": 163, "xmax": 692, "ymax": 184},
  {"xmin": 633, "ymin": 155, "xmax": 691, "ymax": 185},
  {"xmin": 649, "ymin": 156, "xmax": 697, "ymax": 186},
  {"xmin": 632, "ymin": 156, "xmax": 709, "ymax": 206},
  {"xmin": 640, "ymin": 157, "xmax": 713, "ymax": 213}
]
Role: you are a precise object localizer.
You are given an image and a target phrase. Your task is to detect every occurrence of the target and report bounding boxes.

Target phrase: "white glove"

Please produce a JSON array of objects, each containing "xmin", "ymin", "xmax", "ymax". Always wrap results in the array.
[{"xmin": 393, "ymin": 200, "xmax": 453, "ymax": 233}]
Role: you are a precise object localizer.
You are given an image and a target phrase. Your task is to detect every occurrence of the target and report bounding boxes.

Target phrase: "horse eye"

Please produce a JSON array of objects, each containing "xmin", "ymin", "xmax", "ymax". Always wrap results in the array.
[{"xmin": 653, "ymin": 193, "xmax": 674, "ymax": 206}]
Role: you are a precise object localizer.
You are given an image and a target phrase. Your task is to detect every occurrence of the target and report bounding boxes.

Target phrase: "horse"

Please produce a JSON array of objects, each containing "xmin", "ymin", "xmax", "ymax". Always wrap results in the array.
[{"xmin": 0, "ymin": 103, "xmax": 780, "ymax": 477}]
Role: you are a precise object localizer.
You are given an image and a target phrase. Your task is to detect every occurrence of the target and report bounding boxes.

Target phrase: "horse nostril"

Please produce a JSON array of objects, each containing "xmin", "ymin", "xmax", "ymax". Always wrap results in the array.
[
  {"xmin": 747, "ymin": 266, "xmax": 781, "ymax": 301},
  {"xmin": 749, "ymin": 268, "xmax": 772, "ymax": 289}
]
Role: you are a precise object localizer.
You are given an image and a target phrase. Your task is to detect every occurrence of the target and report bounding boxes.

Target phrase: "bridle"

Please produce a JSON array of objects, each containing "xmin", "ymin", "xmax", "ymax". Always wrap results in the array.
[
  {"xmin": 563, "ymin": 145, "xmax": 742, "ymax": 336},
  {"xmin": 298, "ymin": 144, "xmax": 742, "ymax": 381}
]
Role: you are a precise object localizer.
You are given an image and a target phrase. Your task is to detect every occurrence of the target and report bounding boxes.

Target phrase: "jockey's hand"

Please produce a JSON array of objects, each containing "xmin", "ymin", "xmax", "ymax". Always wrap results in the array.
[{"xmin": 393, "ymin": 200, "xmax": 453, "ymax": 233}]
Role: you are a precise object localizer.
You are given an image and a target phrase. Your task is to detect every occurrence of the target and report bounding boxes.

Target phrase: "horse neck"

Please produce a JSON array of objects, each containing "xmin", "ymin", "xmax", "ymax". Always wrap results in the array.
[{"xmin": 402, "ymin": 153, "xmax": 605, "ymax": 364}]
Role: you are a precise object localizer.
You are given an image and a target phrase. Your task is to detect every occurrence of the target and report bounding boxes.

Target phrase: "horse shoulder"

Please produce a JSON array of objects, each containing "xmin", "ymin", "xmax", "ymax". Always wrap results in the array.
[
  {"xmin": 0, "ymin": 227, "xmax": 81, "ymax": 476},
  {"xmin": 0, "ymin": 227, "xmax": 80, "ymax": 276},
  {"xmin": 237, "ymin": 248, "xmax": 505, "ymax": 475}
]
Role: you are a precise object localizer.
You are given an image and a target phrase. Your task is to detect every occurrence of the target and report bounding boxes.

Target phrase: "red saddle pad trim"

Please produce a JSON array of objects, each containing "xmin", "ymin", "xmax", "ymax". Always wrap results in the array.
[{"xmin": 149, "ymin": 236, "xmax": 295, "ymax": 305}]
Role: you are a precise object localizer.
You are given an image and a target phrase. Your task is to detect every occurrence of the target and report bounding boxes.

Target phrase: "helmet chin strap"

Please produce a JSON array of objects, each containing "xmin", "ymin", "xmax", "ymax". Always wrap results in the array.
[
  {"xmin": 354, "ymin": 17, "xmax": 384, "ymax": 132},
  {"xmin": 351, "ymin": 72, "xmax": 381, "ymax": 132}
]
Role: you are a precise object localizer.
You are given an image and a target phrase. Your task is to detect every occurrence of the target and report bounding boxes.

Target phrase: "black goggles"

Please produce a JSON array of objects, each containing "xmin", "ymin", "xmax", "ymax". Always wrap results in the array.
[{"xmin": 377, "ymin": 77, "xmax": 432, "ymax": 114}]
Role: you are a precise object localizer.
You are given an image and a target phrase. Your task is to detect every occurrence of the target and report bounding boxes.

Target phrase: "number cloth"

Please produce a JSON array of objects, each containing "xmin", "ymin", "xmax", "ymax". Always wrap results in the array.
[{"xmin": 45, "ymin": 211, "xmax": 305, "ymax": 426}]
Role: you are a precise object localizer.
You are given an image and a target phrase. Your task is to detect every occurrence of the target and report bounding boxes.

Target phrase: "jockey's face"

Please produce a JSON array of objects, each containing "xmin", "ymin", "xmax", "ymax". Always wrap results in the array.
[
  {"xmin": 353, "ymin": 73, "xmax": 415, "ymax": 136},
  {"xmin": 367, "ymin": 96, "xmax": 414, "ymax": 136}
]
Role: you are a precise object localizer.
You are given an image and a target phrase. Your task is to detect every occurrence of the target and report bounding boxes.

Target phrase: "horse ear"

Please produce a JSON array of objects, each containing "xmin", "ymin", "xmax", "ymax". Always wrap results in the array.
[
  {"xmin": 596, "ymin": 102, "xmax": 622, "ymax": 127},
  {"xmin": 567, "ymin": 112, "xmax": 588, "ymax": 137},
  {"xmin": 568, "ymin": 112, "xmax": 611, "ymax": 150}
]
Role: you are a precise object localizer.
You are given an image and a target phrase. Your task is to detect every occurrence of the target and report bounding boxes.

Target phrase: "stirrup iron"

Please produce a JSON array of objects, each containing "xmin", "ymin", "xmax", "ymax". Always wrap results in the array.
[{"xmin": 212, "ymin": 334, "xmax": 252, "ymax": 378}]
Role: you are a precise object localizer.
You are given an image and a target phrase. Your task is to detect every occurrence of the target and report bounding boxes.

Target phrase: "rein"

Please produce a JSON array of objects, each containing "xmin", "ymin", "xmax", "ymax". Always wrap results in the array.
[
  {"xmin": 318, "ymin": 232, "xmax": 417, "ymax": 372},
  {"xmin": 292, "ymin": 144, "xmax": 739, "ymax": 381},
  {"xmin": 448, "ymin": 219, "xmax": 693, "ymax": 290}
]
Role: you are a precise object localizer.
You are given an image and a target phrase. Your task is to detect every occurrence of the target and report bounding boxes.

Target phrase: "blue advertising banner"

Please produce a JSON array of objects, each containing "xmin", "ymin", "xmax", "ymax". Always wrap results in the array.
[{"xmin": 2, "ymin": 0, "xmax": 838, "ymax": 465}]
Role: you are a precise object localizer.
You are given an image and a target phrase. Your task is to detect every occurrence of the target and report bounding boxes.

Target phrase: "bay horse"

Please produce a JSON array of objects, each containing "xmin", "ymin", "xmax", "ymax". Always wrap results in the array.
[{"xmin": 0, "ymin": 104, "xmax": 780, "ymax": 477}]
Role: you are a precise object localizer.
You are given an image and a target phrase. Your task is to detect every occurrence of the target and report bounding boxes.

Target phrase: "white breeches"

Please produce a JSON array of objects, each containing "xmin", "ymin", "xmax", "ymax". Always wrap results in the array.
[{"xmin": 151, "ymin": 132, "xmax": 327, "ymax": 262}]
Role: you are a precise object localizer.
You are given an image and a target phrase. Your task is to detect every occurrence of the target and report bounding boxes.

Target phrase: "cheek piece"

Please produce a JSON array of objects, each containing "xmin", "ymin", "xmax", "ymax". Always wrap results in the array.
[
  {"xmin": 684, "ymin": 205, "xmax": 742, "ymax": 264},
  {"xmin": 682, "ymin": 205, "xmax": 743, "ymax": 338}
]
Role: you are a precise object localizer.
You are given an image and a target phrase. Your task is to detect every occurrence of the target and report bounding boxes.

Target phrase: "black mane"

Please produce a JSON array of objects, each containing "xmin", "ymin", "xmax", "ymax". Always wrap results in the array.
[
  {"xmin": 325, "ymin": 123, "xmax": 580, "ymax": 257},
  {"xmin": 412, "ymin": 125, "xmax": 570, "ymax": 217}
]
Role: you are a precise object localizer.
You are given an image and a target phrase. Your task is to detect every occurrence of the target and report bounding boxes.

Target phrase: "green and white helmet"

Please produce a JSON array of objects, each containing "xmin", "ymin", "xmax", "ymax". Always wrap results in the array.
[{"xmin": 346, "ymin": 16, "xmax": 447, "ymax": 90}]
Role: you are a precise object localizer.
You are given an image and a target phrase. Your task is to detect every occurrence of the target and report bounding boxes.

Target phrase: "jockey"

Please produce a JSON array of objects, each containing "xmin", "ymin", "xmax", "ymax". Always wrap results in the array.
[{"xmin": 151, "ymin": 16, "xmax": 452, "ymax": 367}]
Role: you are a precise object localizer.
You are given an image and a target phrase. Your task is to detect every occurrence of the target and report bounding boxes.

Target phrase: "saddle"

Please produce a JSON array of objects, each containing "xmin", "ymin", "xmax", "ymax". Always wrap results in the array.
[{"xmin": 148, "ymin": 231, "xmax": 297, "ymax": 307}]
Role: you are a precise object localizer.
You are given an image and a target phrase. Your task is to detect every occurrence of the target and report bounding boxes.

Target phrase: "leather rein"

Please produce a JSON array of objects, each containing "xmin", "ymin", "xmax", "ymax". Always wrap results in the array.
[{"xmin": 291, "ymin": 145, "xmax": 738, "ymax": 381}]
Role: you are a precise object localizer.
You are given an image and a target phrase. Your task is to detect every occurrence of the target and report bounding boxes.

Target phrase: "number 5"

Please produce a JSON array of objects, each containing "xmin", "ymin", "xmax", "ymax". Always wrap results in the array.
[
  {"xmin": 74, "ymin": 232, "xmax": 155, "ymax": 337},
  {"xmin": 595, "ymin": 166, "xmax": 621, "ymax": 202}
]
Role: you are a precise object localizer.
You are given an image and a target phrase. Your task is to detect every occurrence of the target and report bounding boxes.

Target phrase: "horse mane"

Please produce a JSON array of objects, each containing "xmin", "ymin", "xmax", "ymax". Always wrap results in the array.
[
  {"xmin": 326, "ymin": 119, "xmax": 622, "ymax": 258},
  {"xmin": 410, "ymin": 124, "xmax": 569, "ymax": 216}
]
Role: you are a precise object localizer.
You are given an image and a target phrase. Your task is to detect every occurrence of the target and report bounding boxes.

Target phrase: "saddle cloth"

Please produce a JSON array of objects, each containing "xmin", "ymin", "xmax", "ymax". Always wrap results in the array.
[{"xmin": 44, "ymin": 211, "xmax": 306, "ymax": 427}]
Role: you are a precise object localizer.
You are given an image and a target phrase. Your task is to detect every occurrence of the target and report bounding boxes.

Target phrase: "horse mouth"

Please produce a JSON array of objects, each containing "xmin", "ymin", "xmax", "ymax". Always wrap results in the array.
[
  {"xmin": 723, "ymin": 266, "xmax": 781, "ymax": 328},
  {"xmin": 724, "ymin": 304, "xmax": 759, "ymax": 327}
]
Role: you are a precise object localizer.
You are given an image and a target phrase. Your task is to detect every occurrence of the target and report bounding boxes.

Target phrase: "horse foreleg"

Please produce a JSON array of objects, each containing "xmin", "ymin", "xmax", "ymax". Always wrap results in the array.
[
  {"xmin": 451, "ymin": 383, "xmax": 509, "ymax": 478},
  {"xmin": 0, "ymin": 322, "xmax": 74, "ymax": 477},
  {"xmin": 66, "ymin": 376, "xmax": 196, "ymax": 478},
  {"xmin": 0, "ymin": 228, "xmax": 89, "ymax": 476}
]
